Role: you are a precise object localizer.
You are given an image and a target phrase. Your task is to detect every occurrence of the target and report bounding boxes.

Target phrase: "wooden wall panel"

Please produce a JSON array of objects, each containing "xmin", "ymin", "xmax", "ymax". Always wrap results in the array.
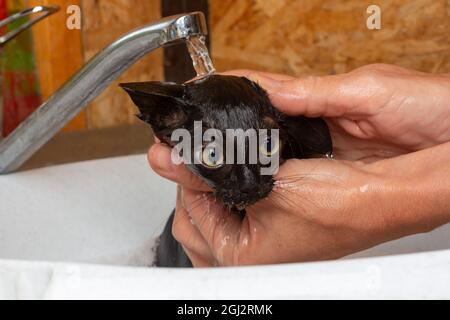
[
  {"xmin": 209, "ymin": 0, "xmax": 450, "ymax": 76},
  {"xmin": 2, "ymin": 0, "xmax": 42, "ymax": 136},
  {"xmin": 29, "ymin": 0, "xmax": 86, "ymax": 132},
  {"xmin": 81, "ymin": 0, "xmax": 163, "ymax": 129}
]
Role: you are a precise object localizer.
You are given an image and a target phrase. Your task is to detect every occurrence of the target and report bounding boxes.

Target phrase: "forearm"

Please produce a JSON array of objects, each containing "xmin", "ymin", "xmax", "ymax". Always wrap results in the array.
[
  {"xmin": 368, "ymin": 141, "xmax": 450, "ymax": 235},
  {"xmin": 412, "ymin": 141, "xmax": 450, "ymax": 229}
]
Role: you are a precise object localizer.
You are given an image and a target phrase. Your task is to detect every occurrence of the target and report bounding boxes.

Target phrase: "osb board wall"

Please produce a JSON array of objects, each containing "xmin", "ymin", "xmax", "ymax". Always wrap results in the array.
[
  {"xmin": 28, "ymin": 0, "xmax": 162, "ymax": 131},
  {"xmin": 81, "ymin": 0, "xmax": 163, "ymax": 129},
  {"xmin": 209, "ymin": 0, "xmax": 450, "ymax": 76},
  {"xmin": 29, "ymin": 0, "xmax": 86, "ymax": 132}
]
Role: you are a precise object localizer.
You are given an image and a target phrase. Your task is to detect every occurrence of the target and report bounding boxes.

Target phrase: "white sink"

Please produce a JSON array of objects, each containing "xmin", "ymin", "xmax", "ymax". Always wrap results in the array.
[
  {"xmin": 1, "ymin": 154, "xmax": 449, "ymax": 299},
  {"xmin": 0, "ymin": 155, "xmax": 176, "ymax": 266}
]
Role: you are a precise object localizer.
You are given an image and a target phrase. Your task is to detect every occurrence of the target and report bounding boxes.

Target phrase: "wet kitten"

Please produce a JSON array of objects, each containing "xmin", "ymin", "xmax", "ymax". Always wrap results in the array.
[{"xmin": 121, "ymin": 75, "xmax": 332, "ymax": 267}]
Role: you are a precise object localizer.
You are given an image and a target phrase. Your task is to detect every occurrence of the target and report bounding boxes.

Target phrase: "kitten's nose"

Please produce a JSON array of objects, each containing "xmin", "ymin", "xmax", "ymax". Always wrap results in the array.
[
  {"xmin": 239, "ymin": 184, "xmax": 254, "ymax": 194},
  {"xmin": 238, "ymin": 166, "xmax": 258, "ymax": 194}
]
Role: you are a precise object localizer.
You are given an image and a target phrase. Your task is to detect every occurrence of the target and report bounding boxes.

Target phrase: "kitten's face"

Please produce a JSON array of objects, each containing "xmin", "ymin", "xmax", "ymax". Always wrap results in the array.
[
  {"xmin": 187, "ymin": 108, "xmax": 279, "ymax": 209},
  {"xmin": 121, "ymin": 75, "xmax": 332, "ymax": 210}
]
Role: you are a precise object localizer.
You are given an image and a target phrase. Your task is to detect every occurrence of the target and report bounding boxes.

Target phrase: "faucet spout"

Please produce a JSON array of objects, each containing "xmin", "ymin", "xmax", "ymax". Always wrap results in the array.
[{"xmin": 0, "ymin": 12, "xmax": 207, "ymax": 174}]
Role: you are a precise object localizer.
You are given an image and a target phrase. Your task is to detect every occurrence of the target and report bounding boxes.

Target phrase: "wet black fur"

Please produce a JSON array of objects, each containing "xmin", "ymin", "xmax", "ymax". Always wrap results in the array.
[{"xmin": 121, "ymin": 75, "xmax": 332, "ymax": 267}]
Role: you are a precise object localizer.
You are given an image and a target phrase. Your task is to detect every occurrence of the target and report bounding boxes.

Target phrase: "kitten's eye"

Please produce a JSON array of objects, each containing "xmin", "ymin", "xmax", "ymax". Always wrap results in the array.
[
  {"xmin": 202, "ymin": 146, "xmax": 224, "ymax": 168},
  {"xmin": 259, "ymin": 136, "xmax": 280, "ymax": 156}
]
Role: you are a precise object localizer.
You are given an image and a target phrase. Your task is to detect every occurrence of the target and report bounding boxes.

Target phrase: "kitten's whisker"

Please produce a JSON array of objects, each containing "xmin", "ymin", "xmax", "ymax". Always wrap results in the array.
[
  {"xmin": 184, "ymin": 192, "xmax": 215, "ymax": 213},
  {"xmin": 273, "ymin": 186, "xmax": 319, "ymax": 210},
  {"xmin": 184, "ymin": 197, "xmax": 207, "ymax": 213},
  {"xmin": 181, "ymin": 198, "xmax": 213, "ymax": 252},
  {"xmin": 272, "ymin": 185, "xmax": 321, "ymax": 211},
  {"xmin": 276, "ymin": 173, "xmax": 322, "ymax": 179},
  {"xmin": 275, "ymin": 173, "xmax": 344, "ymax": 190},
  {"xmin": 276, "ymin": 172, "xmax": 338, "ymax": 182},
  {"xmin": 194, "ymin": 195, "xmax": 220, "ymax": 234},
  {"xmin": 189, "ymin": 197, "xmax": 209, "ymax": 217},
  {"xmin": 268, "ymin": 190, "xmax": 298, "ymax": 211}
]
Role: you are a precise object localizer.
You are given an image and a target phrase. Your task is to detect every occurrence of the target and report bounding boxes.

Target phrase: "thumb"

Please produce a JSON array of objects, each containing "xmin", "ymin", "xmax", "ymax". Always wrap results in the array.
[
  {"xmin": 248, "ymin": 73, "xmax": 366, "ymax": 118},
  {"xmin": 180, "ymin": 187, "xmax": 242, "ymax": 265}
]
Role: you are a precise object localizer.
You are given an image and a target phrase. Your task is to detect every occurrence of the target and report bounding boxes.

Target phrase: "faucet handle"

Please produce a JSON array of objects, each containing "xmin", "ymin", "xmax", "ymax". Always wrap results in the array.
[{"xmin": 0, "ymin": 5, "xmax": 59, "ymax": 48}]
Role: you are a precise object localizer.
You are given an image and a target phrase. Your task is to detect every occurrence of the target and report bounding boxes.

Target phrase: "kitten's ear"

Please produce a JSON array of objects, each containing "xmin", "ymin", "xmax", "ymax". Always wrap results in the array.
[
  {"xmin": 120, "ymin": 81, "xmax": 191, "ymax": 135},
  {"xmin": 283, "ymin": 116, "xmax": 333, "ymax": 158}
]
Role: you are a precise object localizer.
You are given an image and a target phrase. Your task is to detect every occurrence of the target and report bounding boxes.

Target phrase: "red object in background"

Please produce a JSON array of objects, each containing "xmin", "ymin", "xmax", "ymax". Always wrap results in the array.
[
  {"xmin": 0, "ymin": 0, "xmax": 6, "ymax": 137},
  {"xmin": 2, "ymin": 72, "xmax": 41, "ymax": 134},
  {"xmin": 1, "ymin": 0, "xmax": 42, "ymax": 137},
  {"xmin": 0, "ymin": 0, "xmax": 6, "ymax": 19}
]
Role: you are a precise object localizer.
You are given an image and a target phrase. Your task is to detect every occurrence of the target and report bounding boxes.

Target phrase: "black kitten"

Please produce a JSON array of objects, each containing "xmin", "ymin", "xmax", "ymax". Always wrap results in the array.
[{"xmin": 121, "ymin": 75, "xmax": 332, "ymax": 267}]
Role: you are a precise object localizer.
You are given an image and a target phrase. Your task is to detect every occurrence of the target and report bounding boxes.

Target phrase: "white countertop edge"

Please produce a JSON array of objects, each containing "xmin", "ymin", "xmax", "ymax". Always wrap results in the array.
[{"xmin": 1, "ymin": 248, "xmax": 449, "ymax": 299}]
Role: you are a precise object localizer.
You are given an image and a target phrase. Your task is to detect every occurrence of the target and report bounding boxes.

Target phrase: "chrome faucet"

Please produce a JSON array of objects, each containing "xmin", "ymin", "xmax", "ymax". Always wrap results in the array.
[
  {"xmin": 0, "ymin": 12, "xmax": 207, "ymax": 174},
  {"xmin": 0, "ymin": 5, "xmax": 59, "ymax": 47}
]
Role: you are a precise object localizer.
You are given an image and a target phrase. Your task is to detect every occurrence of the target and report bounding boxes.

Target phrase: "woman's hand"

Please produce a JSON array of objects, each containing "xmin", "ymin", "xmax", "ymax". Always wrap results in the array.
[
  {"xmin": 149, "ymin": 142, "xmax": 450, "ymax": 267},
  {"xmin": 147, "ymin": 64, "xmax": 450, "ymax": 267},
  {"xmin": 225, "ymin": 64, "xmax": 450, "ymax": 162}
]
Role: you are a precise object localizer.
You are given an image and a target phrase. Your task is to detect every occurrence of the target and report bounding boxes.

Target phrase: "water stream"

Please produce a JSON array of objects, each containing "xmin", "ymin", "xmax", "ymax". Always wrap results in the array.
[{"xmin": 186, "ymin": 35, "xmax": 216, "ymax": 77}]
